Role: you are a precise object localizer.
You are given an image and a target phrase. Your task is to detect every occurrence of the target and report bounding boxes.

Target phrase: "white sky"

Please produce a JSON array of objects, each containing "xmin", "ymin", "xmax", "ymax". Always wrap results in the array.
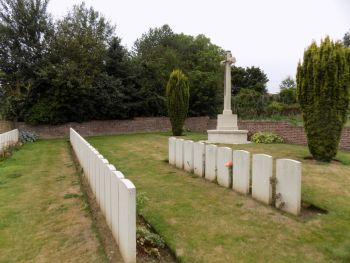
[{"xmin": 48, "ymin": 0, "xmax": 350, "ymax": 93}]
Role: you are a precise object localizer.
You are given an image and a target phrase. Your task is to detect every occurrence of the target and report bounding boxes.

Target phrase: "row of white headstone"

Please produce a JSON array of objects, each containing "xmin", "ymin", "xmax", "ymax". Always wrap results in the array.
[
  {"xmin": 169, "ymin": 137, "xmax": 302, "ymax": 216},
  {"xmin": 70, "ymin": 128, "xmax": 136, "ymax": 263},
  {"xmin": 0, "ymin": 129, "xmax": 19, "ymax": 152}
]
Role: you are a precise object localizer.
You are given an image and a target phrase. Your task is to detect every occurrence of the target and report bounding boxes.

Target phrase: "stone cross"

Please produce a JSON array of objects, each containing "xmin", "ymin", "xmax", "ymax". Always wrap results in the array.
[{"xmin": 221, "ymin": 51, "xmax": 236, "ymax": 115}]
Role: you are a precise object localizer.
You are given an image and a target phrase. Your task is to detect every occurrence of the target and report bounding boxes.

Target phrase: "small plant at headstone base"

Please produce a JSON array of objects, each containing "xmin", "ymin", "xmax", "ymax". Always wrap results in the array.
[
  {"xmin": 251, "ymin": 132, "xmax": 284, "ymax": 144},
  {"xmin": 19, "ymin": 130, "xmax": 39, "ymax": 143},
  {"xmin": 136, "ymin": 192, "xmax": 149, "ymax": 214},
  {"xmin": 136, "ymin": 226, "xmax": 165, "ymax": 259},
  {"xmin": 297, "ymin": 37, "xmax": 350, "ymax": 162},
  {"xmin": 166, "ymin": 69, "xmax": 189, "ymax": 136}
]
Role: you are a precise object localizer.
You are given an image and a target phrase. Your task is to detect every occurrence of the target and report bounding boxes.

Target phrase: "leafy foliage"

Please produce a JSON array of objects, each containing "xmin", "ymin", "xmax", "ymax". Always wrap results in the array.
[
  {"xmin": 166, "ymin": 69, "xmax": 189, "ymax": 136},
  {"xmin": 297, "ymin": 37, "xmax": 350, "ymax": 162},
  {"xmin": 233, "ymin": 89, "xmax": 271, "ymax": 118},
  {"xmin": 137, "ymin": 226, "xmax": 165, "ymax": 259},
  {"xmin": 279, "ymin": 76, "xmax": 296, "ymax": 90},
  {"xmin": 133, "ymin": 25, "xmax": 224, "ymax": 117},
  {"xmin": 251, "ymin": 132, "xmax": 284, "ymax": 144},
  {"xmin": 0, "ymin": 0, "xmax": 53, "ymax": 120},
  {"xmin": 19, "ymin": 130, "xmax": 39, "ymax": 142},
  {"xmin": 344, "ymin": 29, "xmax": 350, "ymax": 47},
  {"xmin": 231, "ymin": 66, "xmax": 269, "ymax": 94}
]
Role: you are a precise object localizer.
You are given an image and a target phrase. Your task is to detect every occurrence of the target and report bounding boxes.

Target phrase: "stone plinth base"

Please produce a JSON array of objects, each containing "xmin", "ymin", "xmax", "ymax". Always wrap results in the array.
[
  {"xmin": 207, "ymin": 129, "xmax": 249, "ymax": 144},
  {"xmin": 217, "ymin": 114, "xmax": 238, "ymax": 130}
]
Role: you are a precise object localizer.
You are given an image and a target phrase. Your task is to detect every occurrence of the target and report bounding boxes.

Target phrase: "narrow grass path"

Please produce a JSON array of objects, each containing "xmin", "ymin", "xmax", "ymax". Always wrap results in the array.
[
  {"xmin": 89, "ymin": 132, "xmax": 350, "ymax": 263},
  {"xmin": 0, "ymin": 140, "xmax": 107, "ymax": 263}
]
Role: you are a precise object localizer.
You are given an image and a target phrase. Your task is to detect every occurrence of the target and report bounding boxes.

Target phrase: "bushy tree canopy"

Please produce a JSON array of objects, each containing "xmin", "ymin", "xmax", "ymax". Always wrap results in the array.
[
  {"xmin": 0, "ymin": 3, "xmax": 272, "ymax": 124},
  {"xmin": 0, "ymin": 0, "xmax": 53, "ymax": 119},
  {"xmin": 231, "ymin": 66, "xmax": 269, "ymax": 94},
  {"xmin": 133, "ymin": 25, "xmax": 225, "ymax": 117}
]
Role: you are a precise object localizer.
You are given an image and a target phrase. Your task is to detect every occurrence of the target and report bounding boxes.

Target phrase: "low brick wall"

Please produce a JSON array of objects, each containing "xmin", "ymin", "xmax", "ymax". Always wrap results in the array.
[
  {"xmin": 15, "ymin": 117, "xmax": 210, "ymax": 139},
  {"xmin": 0, "ymin": 120, "xmax": 15, "ymax": 133},
  {"xmin": 11, "ymin": 117, "xmax": 350, "ymax": 150}
]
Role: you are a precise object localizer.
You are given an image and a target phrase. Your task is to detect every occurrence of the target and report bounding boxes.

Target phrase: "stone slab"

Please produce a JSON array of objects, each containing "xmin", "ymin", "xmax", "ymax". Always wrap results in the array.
[
  {"xmin": 168, "ymin": 137, "xmax": 176, "ymax": 165},
  {"xmin": 207, "ymin": 129, "xmax": 249, "ymax": 144},
  {"xmin": 205, "ymin": 144, "xmax": 217, "ymax": 182},
  {"xmin": 217, "ymin": 113, "xmax": 238, "ymax": 130},
  {"xmin": 232, "ymin": 150, "xmax": 250, "ymax": 195},
  {"xmin": 252, "ymin": 154, "xmax": 273, "ymax": 204},
  {"xmin": 175, "ymin": 139, "xmax": 184, "ymax": 169},
  {"xmin": 183, "ymin": 140, "xmax": 194, "ymax": 172},
  {"xmin": 217, "ymin": 147, "xmax": 233, "ymax": 188},
  {"xmin": 276, "ymin": 159, "xmax": 302, "ymax": 216},
  {"xmin": 193, "ymin": 142, "xmax": 205, "ymax": 177},
  {"xmin": 119, "ymin": 179, "xmax": 136, "ymax": 263}
]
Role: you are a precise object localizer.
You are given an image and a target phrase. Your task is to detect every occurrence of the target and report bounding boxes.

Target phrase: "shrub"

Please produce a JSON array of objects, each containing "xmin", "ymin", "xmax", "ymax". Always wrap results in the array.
[
  {"xmin": 297, "ymin": 37, "xmax": 350, "ymax": 162},
  {"xmin": 266, "ymin": 101, "xmax": 283, "ymax": 116},
  {"xmin": 251, "ymin": 132, "xmax": 284, "ymax": 144},
  {"xmin": 233, "ymin": 89, "xmax": 271, "ymax": 118},
  {"xmin": 166, "ymin": 69, "xmax": 189, "ymax": 136},
  {"xmin": 19, "ymin": 130, "xmax": 39, "ymax": 143}
]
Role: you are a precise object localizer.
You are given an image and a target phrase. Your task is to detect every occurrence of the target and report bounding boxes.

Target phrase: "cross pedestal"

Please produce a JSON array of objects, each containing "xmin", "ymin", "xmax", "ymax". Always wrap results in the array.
[{"xmin": 207, "ymin": 51, "xmax": 249, "ymax": 144}]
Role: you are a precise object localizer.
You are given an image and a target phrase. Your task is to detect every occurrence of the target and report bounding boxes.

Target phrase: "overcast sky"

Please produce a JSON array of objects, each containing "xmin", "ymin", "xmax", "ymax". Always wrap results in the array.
[{"xmin": 48, "ymin": 0, "xmax": 350, "ymax": 93}]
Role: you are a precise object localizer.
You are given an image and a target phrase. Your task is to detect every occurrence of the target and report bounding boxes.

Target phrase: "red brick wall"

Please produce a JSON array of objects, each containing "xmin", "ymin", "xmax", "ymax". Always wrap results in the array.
[
  {"xmin": 15, "ymin": 117, "xmax": 210, "ymax": 139},
  {"xmin": 12, "ymin": 117, "xmax": 350, "ymax": 150},
  {"xmin": 0, "ymin": 121, "xmax": 15, "ymax": 133}
]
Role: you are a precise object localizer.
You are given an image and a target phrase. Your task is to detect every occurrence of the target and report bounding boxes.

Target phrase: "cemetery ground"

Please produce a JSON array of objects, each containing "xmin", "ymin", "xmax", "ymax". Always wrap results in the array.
[
  {"xmin": 0, "ymin": 133, "xmax": 349, "ymax": 262},
  {"xmin": 0, "ymin": 139, "xmax": 109, "ymax": 262}
]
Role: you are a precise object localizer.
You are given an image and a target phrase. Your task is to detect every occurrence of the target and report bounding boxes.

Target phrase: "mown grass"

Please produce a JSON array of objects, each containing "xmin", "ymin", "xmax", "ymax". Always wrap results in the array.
[
  {"xmin": 89, "ymin": 132, "xmax": 350, "ymax": 263},
  {"xmin": 0, "ymin": 140, "xmax": 107, "ymax": 263}
]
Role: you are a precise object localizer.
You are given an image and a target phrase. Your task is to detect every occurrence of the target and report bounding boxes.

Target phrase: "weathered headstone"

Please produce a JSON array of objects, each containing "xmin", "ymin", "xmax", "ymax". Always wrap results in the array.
[
  {"xmin": 168, "ymin": 137, "xmax": 176, "ymax": 165},
  {"xmin": 105, "ymin": 164, "xmax": 116, "ymax": 229},
  {"xmin": 276, "ymin": 159, "xmax": 302, "ymax": 215},
  {"xmin": 205, "ymin": 144, "xmax": 218, "ymax": 182},
  {"xmin": 232, "ymin": 150, "xmax": 250, "ymax": 195},
  {"xmin": 217, "ymin": 147, "xmax": 233, "ymax": 188},
  {"xmin": 252, "ymin": 154, "xmax": 273, "ymax": 204},
  {"xmin": 193, "ymin": 142, "xmax": 205, "ymax": 177},
  {"xmin": 111, "ymin": 170, "xmax": 125, "ymax": 244},
  {"xmin": 119, "ymin": 179, "xmax": 136, "ymax": 263},
  {"xmin": 100, "ymin": 158, "xmax": 109, "ymax": 215},
  {"xmin": 183, "ymin": 140, "xmax": 194, "ymax": 172},
  {"xmin": 96, "ymin": 154, "xmax": 104, "ymax": 205},
  {"xmin": 175, "ymin": 139, "xmax": 184, "ymax": 169}
]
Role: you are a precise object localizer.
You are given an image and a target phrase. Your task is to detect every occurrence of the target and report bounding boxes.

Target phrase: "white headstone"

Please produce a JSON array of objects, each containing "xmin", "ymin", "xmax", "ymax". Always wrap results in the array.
[
  {"xmin": 111, "ymin": 170, "xmax": 125, "ymax": 244},
  {"xmin": 105, "ymin": 164, "xmax": 116, "ymax": 229},
  {"xmin": 100, "ymin": 158, "xmax": 109, "ymax": 215},
  {"xmin": 183, "ymin": 140, "xmax": 194, "ymax": 173},
  {"xmin": 96, "ymin": 154, "xmax": 104, "ymax": 205},
  {"xmin": 193, "ymin": 142, "xmax": 205, "ymax": 177},
  {"xmin": 175, "ymin": 139, "xmax": 184, "ymax": 169},
  {"xmin": 232, "ymin": 150, "xmax": 250, "ymax": 195},
  {"xmin": 217, "ymin": 147, "xmax": 233, "ymax": 188},
  {"xmin": 119, "ymin": 179, "xmax": 136, "ymax": 263},
  {"xmin": 205, "ymin": 144, "xmax": 217, "ymax": 182},
  {"xmin": 252, "ymin": 154, "xmax": 273, "ymax": 205},
  {"xmin": 168, "ymin": 137, "xmax": 176, "ymax": 165},
  {"xmin": 276, "ymin": 159, "xmax": 302, "ymax": 216}
]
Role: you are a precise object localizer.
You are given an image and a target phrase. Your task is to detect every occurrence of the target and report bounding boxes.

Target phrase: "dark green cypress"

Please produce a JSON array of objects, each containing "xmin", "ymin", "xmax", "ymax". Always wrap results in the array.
[
  {"xmin": 297, "ymin": 37, "xmax": 350, "ymax": 162},
  {"xmin": 166, "ymin": 69, "xmax": 189, "ymax": 136}
]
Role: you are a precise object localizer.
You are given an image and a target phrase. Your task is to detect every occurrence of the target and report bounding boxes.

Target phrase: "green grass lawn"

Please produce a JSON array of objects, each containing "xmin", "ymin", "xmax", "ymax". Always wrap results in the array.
[
  {"xmin": 88, "ymin": 132, "xmax": 350, "ymax": 263},
  {"xmin": 0, "ymin": 140, "xmax": 107, "ymax": 263}
]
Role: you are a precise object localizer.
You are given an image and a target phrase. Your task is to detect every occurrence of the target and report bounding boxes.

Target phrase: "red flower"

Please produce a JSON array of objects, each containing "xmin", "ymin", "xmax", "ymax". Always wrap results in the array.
[{"xmin": 225, "ymin": 161, "xmax": 233, "ymax": 167}]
